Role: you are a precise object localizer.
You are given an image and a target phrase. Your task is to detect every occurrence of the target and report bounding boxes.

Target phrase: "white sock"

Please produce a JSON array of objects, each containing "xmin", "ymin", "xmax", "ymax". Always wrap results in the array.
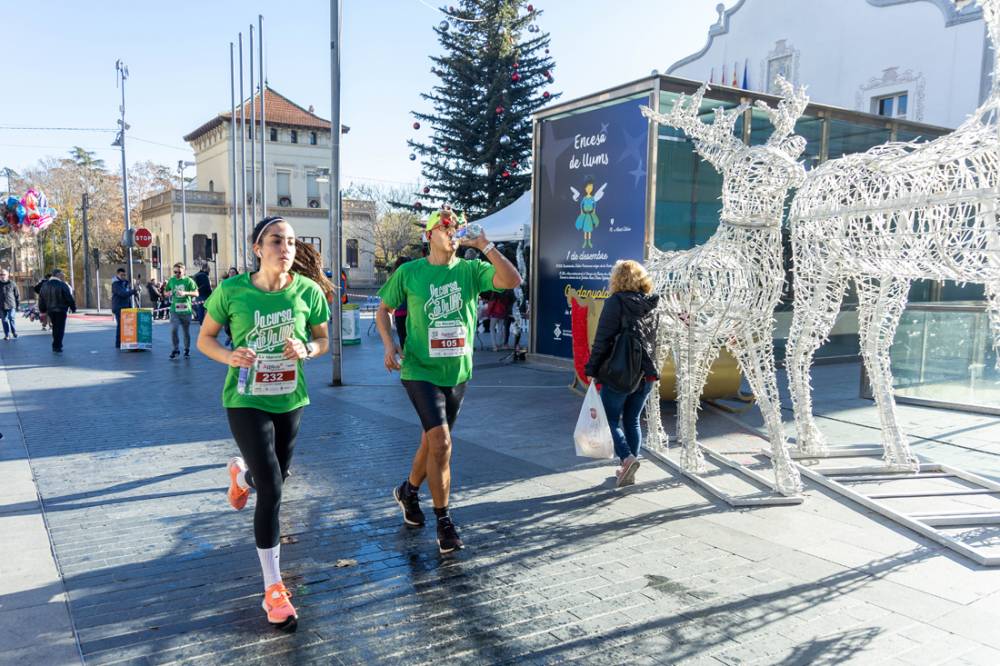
[
  {"xmin": 257, "ymin": 545, "xmax": 282, "ymax": 589},
  {"xmin": 236, "ymin": 470, "xmax": 250, "ymax": 490}
]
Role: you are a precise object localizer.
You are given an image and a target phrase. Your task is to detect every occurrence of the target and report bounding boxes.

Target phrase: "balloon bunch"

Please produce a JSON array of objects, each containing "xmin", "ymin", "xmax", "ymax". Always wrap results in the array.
[{"xmin": 0, "ymin": 188, "xmax": 57, "ymax": 235}]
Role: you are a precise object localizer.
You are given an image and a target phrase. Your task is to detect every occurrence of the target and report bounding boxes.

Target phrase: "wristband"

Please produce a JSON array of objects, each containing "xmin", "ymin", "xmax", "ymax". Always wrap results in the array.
[{"xmin": 482, "ymin": 242, "xmax": 497, "ymax": 256}]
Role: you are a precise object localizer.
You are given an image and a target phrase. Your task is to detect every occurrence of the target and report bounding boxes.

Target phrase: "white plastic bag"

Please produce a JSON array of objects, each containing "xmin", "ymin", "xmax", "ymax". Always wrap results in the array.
[{"xmin": 574, "ymin": 383, "xmax": 615, "ymax": 459}]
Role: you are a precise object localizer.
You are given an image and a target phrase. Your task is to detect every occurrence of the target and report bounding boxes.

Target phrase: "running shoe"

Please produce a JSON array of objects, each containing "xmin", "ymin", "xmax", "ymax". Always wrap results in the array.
[
  {"xmin": 436, "ymin": 516, "xmax": 464, "ymax": 554},
  {"xmin": 227, "ymin": 457, "xmax": 250, "ymax": 510},
  {"xmin": 262, "ymin": 582, "xmax": 297, "ymax": 631},
  {"xmin": 393, "ymin": 482, "xmax": 425, "ymax": 527},
  {"xmin": 617, "ymin": 455, "xmax": 640, "ymax": 488},
  {"xmin": 169, "ymin": 350, "xmax": 179, "ymax": 359},
  {"xmin": 184, "ymin": 349, "xmax": 190, "ymax": 358}
]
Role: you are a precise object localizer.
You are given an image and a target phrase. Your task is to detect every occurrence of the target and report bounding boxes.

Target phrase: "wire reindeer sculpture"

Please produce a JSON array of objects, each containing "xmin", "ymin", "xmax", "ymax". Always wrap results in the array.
[
  {"xmin": 786, "ymin": 0, "xmax": 1000, "ymax": 470},
  {"xmin": 640, "ymin": 77, "xmax": 810, "ymax": 496}
]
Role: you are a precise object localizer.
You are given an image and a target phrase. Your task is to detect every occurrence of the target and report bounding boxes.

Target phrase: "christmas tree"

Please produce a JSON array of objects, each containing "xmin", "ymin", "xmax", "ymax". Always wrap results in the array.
[{"xmin": 405, "ymin": 0, "xmax": 559, "ymax": 218}]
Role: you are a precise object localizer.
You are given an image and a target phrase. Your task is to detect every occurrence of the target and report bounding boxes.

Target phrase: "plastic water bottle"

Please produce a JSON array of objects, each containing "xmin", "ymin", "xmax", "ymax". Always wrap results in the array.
[
  {"xmin": 456, "ymin": 223, "xmax": 483, "ymax": 240},
  {"xmin": 237, "ymin": 364, "xmax": 253, "ymax": 395}
]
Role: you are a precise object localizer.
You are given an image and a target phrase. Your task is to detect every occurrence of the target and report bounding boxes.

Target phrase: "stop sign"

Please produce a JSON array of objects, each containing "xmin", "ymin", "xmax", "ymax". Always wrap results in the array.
[{"xmin": 135, "ymin": 228, "xmax": 153, "ymax": 248}]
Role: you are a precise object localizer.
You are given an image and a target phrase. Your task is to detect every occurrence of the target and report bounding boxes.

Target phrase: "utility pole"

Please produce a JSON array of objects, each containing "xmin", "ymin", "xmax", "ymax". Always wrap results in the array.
[
  {"xmin": 229, "ymin": 42, "xmax": 239, "ymax": 272},
  {"xmin": 259, "ymin": 14, "xmax": 267, "ymax": 217},
  {"xmin": 249, "ymin": 24, "xmax": 258, "ymax": 224},
  {"xmin": 114, "ymin": 59, "xmax": 135, "ymax": 288},
  {"xmin": 329, "ymin": 0, "xmax": 343, "ymax": 385},
  {"xmin": 64, "ymin": 215, "xmax": 75, "ymax": 297},
  {"xmin": 82, "ymin": 193, "xmax": 92, "ymax": 308},
  {"xmin": 238, "ymin": 33, "xmax": 248, "ymax": 271}
]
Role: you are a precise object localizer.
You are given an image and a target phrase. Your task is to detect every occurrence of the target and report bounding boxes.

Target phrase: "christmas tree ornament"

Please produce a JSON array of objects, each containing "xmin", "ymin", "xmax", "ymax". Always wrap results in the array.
[
  {"xmin": 495, "ymin": 105, "xmax": 504, "ymax": 114},
  {"xmin": 511, "ymin": 160, "xmax": 519, "ymax": 168},
  {"xmin": 414, "ymin": 201, "xmax": 423, "ymax": 210},
  {"xmin": 513, "ymin": 62, "xmax": 519, "ymax": 69},
  {"xmin": 423, "ymin": 186, "xmax": 431, "ymax": 194},
  {"xmin": 499, "ymin": 134, "xmax": 511, "ymax": 146},
  {"xmin": 543, "ymin": 91, "xmax": 550, "ymax": 99},
  {"xmin": 440, "ymin": 21, "xmax": 449, "ymax": 31},
  {"xmin": 527, "ymin": 4, "xmax": 534, "ymax": 12},
  {"xmin": 412, "ymin": 121, "xmax": 421, "ymax": 130},
  {"xmin": 511, "ymin": 73, "xmax": 520, "ymax": 82},
  {"xmin": 502, "ymin": 170, "xmax": 511, "ymax": 178},
  {"xmin": 409, "ymin": 153, "xmax": 417, "ymax": 161}
]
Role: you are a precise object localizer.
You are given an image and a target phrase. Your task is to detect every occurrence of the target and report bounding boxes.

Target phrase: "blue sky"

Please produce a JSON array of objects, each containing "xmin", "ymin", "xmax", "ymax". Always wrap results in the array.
[{"xmin": 3, "ymin": 1, "xmax": 726, "ymax": 189}]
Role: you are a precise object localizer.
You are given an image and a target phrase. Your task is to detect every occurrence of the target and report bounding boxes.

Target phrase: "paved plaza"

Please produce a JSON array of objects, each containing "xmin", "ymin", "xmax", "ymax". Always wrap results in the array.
[{"xmin": 4, "ymin": 313, "xmax": 1000, "ymax": 665}]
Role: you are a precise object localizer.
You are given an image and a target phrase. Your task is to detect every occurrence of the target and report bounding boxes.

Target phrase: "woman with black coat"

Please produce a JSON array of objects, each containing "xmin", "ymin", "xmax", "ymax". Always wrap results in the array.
[{"xmin": 584, "ymin": 259, "xmax": 660, "ymax": 488}]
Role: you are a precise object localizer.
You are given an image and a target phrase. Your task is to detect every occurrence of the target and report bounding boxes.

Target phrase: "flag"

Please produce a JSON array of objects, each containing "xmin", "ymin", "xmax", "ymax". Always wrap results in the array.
[
  {"xmin": 742, "ymin": 59, "xmax": 749, "ymax": 90},
  {"xmin": 709, "ymin": 67, "xmax": 714, "ymax": 84},
  {"xmin": 721, "ymin": 63, "xmax": 727, "ymax": 85},
  {"xmin": 732, "ymin": 62, "xmax": 738, "ymax": 87}
]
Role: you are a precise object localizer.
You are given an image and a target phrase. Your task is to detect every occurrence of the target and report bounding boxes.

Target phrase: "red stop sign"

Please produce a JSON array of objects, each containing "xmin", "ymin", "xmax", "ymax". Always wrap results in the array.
[{"xmin": 135, "ymin": 228, "xmax": 153, "ymax": 248}]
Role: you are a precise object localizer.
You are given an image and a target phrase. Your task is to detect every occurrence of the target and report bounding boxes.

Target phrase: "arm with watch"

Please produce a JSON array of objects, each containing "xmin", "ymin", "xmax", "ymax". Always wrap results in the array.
[{"xmin": 462, "ymin": 232, "xmax": 521, "ymax": 290}]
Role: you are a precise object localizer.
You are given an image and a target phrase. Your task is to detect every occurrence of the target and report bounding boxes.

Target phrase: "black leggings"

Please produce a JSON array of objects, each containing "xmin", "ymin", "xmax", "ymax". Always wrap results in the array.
[
  {"xmin": 402, "ymin": 379, "xmax": 467, "ymax": 432},
  {"xmin": 226, "ymin": 407, "xmax": 303, "ymax": 548}
]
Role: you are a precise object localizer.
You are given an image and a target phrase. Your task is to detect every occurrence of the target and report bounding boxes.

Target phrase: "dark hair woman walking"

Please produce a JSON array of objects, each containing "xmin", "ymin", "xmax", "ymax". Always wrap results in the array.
[
  {"xmin": 584, "ymin": 259, "xmax": 660, "ymax": 488},
  {"xmin": 197, "ymin": 216, "xmax": 331, "ymax": 631}
]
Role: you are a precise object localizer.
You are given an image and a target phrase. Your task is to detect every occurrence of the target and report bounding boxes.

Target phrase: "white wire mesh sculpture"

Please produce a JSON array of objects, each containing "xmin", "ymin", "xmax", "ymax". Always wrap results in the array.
[
  {"xmin": 641, "ymin": 77, "xmax": 810, "ymax": 496},
  {"xmin": 786, "ymin": 0, "xmax": 1000, "ymax": 470}
]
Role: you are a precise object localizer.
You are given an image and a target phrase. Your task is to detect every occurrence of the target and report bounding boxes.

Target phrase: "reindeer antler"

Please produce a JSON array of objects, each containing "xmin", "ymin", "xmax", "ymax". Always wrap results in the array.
[
  {"xmin": 641, "ymin": 83, "xmax": 748, "ymax": 171},
  {"xmin": 753, "ymin": 76, "xmax": 809, "ymax": 147}
]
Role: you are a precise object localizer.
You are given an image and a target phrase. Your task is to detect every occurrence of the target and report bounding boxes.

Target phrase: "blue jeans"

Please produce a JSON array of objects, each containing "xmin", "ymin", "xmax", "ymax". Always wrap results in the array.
[
  {"xmin": 599, "ymin": 381, "xmax": 654, "ymax": 462},
  {"xmin": 1, "ymin": 308, "xmax": 16, "ymax": 337}
]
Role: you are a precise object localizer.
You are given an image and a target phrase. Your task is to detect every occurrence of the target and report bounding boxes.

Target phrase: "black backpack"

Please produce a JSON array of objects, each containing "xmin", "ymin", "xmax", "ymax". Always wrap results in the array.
[{"xmin": 598, "ymin": 315, "xmax": 644, "ymax": 393}]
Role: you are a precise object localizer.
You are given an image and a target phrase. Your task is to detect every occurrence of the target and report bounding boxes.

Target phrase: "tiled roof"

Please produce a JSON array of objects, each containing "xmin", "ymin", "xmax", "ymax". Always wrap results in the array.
[{"xmin": 183, "ymin": 87, "xmax": 330, "ymax": 143}]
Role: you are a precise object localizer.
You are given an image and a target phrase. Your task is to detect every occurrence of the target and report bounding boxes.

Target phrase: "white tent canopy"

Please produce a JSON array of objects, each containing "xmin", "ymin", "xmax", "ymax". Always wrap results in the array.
[{"xmin": 475, "ymin": 191, "xmax": 531, "ymax": 243}]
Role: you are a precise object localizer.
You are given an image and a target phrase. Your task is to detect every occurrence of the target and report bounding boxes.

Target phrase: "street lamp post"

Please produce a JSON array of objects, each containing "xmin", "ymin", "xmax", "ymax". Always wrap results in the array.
[
  {"xmin": 113, "ymin": 60, "xmax": 135, "ymax": 291},
  {"xmin": 329, "ymin": 0, "xmax": 344, "ymax": 385},
  {"xmin": 178, "ymin": 160, "xmax": 195, "ymax": 268}
]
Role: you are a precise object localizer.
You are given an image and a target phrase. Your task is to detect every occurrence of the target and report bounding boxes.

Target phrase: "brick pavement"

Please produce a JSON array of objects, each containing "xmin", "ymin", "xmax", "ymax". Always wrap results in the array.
[{"xmin": 3, "ymin": 315, "xmax": 1000, "ymax": 664}]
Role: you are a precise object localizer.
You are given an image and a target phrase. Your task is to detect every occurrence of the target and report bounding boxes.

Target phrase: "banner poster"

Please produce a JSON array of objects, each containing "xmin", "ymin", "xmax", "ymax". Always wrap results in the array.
[
  {"xmin": 120, "ymin": 308, "xmax": 154, "ymax": 350},
  {"xmin": 534, "ymin": 94, "xmax": 650, "ymax": 358}
]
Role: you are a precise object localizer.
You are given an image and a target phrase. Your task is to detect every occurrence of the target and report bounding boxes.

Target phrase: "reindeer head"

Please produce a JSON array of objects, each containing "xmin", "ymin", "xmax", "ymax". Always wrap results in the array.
[{"xmin": 754, "ymin": 76, "xmax": 810, "ymax": 161}]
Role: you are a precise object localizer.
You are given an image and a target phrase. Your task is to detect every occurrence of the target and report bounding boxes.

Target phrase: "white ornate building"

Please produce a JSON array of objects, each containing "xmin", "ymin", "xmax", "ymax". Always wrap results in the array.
[
  {"xmin": 667, "ymin": 0, "xmax": 986, "ymax": 129},
  {"xmin": 140, "ymin": 87, "xmax": 376, "ymax": 286}
]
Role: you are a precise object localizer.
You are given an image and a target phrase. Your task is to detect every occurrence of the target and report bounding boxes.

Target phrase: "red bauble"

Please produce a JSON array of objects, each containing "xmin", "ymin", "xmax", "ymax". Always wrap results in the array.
[
  {"xmin": 545, "ymin": 48, "xmax": 549, "ymax": 54},
  {"xmin": 415, "ymin": 202, "xmax": 423, "ymax": 210},
  {"xmin": 412, "ymin": 121, "xmax": 420, "ymax": 130},
  {"xmin": 543, "ymin": 91, "xmax": 550, "ymax": 99},
  {"xmin": 513, "ymin": 62, "xmax": 519, "ymax": 69},
  {"xmin": 511, "ymin": 160, "xmax": 519, "ymax": 168},
  {"xmin": 527, "ymin": 4, "xmax": 534, "ymax": 11},
  {"xmin": 495, "ymin": 105, "xmax": 504, "ymax": 114},
  {"xmin": 502, "ymin": 170, "xmax": 510, "ymax": 178},
  {"xmin": 511, "ymin": 73, "xmax": 520, "ymax": 82},
  {"xmin": 545, "ymin": 70, "xmax": 552, "ymax": 78},
  {"xmin": 423, "ymin": 186, "xmax": 430, "ymax": 194}
]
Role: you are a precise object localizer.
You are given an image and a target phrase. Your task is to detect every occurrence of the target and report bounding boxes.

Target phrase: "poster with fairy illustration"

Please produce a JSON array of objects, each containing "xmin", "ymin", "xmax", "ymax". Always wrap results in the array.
[{"xmin": 534, "ymin": 94, "xmax": 650, "ymax": 358}]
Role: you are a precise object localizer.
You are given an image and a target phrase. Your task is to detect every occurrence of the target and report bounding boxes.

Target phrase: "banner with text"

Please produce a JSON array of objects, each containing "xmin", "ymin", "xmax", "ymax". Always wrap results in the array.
[{"xmin": 534, "ymin": 94, "xmax": 650, "ymax": 358}]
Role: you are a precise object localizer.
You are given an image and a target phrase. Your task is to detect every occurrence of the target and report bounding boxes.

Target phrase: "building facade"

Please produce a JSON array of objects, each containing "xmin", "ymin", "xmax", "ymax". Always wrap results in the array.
[
  {"xmin": 667, "ymin": 0, "xmax": 986, "ymax": 129},
  {"xmin": 139, "ymin": 88, "xmax": 376, "ymax": 286}
]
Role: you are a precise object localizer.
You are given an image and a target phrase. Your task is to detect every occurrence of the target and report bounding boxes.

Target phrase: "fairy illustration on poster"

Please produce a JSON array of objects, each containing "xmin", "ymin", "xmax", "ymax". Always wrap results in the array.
[{"xmin": 570, "ymin": 178, "xmax": 607, "ymax": 248}]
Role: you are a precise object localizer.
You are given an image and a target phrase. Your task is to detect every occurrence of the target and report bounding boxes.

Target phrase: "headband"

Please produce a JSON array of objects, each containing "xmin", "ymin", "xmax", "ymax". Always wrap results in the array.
[{"xmin": 254, "ymin": 217, "xmax": 286, "ymax": 244}]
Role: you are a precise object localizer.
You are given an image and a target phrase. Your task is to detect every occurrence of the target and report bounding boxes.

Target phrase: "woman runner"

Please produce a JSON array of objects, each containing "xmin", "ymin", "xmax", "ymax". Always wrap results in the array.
[{"xmin": 197, "ymin": 216, "xmax": 331, "ymax": 631}]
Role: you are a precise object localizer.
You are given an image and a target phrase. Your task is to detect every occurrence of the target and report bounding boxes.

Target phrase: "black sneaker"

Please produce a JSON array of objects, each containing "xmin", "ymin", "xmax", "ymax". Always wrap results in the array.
[
  {"xmin": 436, "ymin": 516, "xmax": 464, "ymax": 554},
  {"xmin": 169, "ymin": 350, "xmax": 180, "ymax": 359},
  {"xmin": 184, "ymin": 349, "xmax": 191, "ymax": 358},
  {"xmin": 393, "ymin": 483, "xmax": 425, "ymax": 527}
]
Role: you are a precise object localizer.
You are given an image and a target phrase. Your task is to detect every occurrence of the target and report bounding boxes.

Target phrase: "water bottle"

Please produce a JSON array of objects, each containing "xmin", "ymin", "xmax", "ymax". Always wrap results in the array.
[
  {"xmin": 456, "ymin": 223, "xmax": 483, "ymax": 241},
  {"xmin": 237, "ymin": 364, "xmax": 253, "ymax": 395}
]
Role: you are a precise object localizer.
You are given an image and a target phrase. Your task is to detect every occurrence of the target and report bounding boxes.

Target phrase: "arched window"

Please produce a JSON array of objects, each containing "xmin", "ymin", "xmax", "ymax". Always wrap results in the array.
[{"xmin": 208, "ymin": 180, "xmax": 215, "ymax": 192}]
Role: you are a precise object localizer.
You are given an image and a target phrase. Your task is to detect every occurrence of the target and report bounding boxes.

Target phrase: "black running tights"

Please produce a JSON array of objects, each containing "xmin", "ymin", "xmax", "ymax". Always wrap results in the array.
[{"xmin": 226, "ymin": 407, "xmax": 303, "ymax": 548}]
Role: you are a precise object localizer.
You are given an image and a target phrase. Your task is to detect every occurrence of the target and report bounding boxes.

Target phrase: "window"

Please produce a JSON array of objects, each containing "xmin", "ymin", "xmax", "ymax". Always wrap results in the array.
[
  {"xmin": 873, "ymin": 92, "xmax": 909, "ymax": 119},
  {"xmin": 346, "ymin": 239, "xmax": 359, "ymax": 268},
  {"xmin": 270, "ymin": 128, "xmax": 278, "ymax": 141},
  {"xmin": 193, "ymin": 233, "xmax": 208, "ymax": 262},
  {"xmin": 309, "ymin": 131, "xmax": 318, "ymax": 145},
  {"xmin": 276, "ymin": 170, "xmax": 291, "ymax": 207},
  {"xmin": 208, "ymin": 180, "xmax": 214, "ymax": 192},
  {"xmin": 306, "ymin": 171, "xmax": 320, "ymax": 207},
  {"xmin": 300, "ymin": 236, "xmax": 321, "ymax": 255},
  {"xmin": 290, "ymin": 130, "xmax": 298, "ymax": 144}
]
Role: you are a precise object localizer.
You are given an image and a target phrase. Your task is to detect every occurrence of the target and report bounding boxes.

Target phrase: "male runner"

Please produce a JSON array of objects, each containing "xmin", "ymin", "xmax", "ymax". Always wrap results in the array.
[{"xmin": 376, "ymin": 205, "xmax": 521, "ymax": 553}]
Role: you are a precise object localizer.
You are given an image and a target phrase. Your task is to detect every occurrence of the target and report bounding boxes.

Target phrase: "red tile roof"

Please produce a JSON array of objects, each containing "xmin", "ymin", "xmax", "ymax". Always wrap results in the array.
[{"xmin": 183, "ymin": 87, "xmax": 330, "ymax": 143}]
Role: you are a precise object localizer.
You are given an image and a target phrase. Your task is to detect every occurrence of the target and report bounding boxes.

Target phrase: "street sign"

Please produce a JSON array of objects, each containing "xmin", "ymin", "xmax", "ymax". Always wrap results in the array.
[{"xmin": 135, "ymin": 228, "xmax": 153, "ymax": 248}]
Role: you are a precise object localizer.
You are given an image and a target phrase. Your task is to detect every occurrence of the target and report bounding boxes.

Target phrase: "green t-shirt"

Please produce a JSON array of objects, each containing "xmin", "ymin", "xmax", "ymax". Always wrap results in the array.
[
  {"xmin": 166, "ymin": 276, "xmax": 198, "ymax": 315},
  {"xmin": 205, "ymin": 272, "xmax": 330, "ymax": 413},
  {"xmin": 378, "ymin": 257, "xmax": 497, "ymax": 387}
]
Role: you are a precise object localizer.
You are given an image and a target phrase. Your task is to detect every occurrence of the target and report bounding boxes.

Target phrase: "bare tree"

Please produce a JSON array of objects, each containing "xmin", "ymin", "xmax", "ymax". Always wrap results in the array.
[{"xmin": 343, "ymin": 181, "xmax": 424, "ymax": 266}]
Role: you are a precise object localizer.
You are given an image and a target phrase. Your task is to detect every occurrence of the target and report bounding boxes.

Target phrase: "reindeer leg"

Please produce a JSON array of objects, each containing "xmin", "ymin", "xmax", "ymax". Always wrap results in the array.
[
  {"xmin": 729, "ymin": 323, "xmax": 803, "ymax": 496},
  {"xmin": 786, "ymin": 264, "xmax": 848, "ymax": 457},
  {"xmin": 644, "ymin": 326, "xmax": 671, "ymax": 452},
  {"xmin": 674, "ymin": 336, "xmax": 720, "ymax": 475},
  {"xmin": 856, "ymin": 276, "xmax": 918, "ymax": 471}
]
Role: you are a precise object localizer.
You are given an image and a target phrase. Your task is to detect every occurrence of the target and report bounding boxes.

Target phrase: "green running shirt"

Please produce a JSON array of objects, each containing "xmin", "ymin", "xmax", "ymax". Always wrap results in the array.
[
  {"xmin": 378, "ymin": 257, "xmax": 497, "ymax": 387},
  {"xmin": 166, "ymin": 276, "xmax": 198, "ymax": 315},
  {"xmin": 205, "ymin": 272, "xmax": 330, "ymax": 413}
]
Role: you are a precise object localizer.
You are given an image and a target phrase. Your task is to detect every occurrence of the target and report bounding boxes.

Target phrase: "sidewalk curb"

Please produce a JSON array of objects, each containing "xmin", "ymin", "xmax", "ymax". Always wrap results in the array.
[{"xmin": 0, "ymin": 357, "xmax": 84, "ymax": 665}]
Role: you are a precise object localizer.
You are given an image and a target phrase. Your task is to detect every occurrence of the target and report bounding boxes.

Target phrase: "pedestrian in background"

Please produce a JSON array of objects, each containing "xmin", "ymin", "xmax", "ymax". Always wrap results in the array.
[
  {"xmin": 390, "ymin": 256, "xmax": 411, "ymax": 348},
  {"xmin": 111, "ymin": 267, "xmax": 139, "ymax": 349},
  {"xmin": 486, "ymin": 291, "xmax": 508, "ymax": 351},
  {"xmin": 0, "ymin": 268, "xmax": 20, "ymax": 340},
  {"xmin": 166, "ymin": 263, "xmax": 198, "ymax": 359},
  {"xmin": 584, "ymin": 259, "xmax": 660, "ymax": 488},
  {"xmin": 38, "ymin": 269, "xmax": 76, "ymax": 353},
  {"xmin": 33, "ymin": 273, "xmax": 51, "ymax": 330},
  {"xmin": 193, "ymin": 263, "xmax": 213, "ymax": 323},
  {"xmin": 146, "ymin": 277, "xmax": 163, "ymax": 320}
]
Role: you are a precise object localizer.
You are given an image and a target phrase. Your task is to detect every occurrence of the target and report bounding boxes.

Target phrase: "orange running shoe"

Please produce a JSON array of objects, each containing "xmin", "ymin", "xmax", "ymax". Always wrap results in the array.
[
  {"xmin": 227, "ymin": 457, "xmax": 250, "ymax": 510},
  {"xmin": 262, "ymin": 582, "xmax": 298, "ymax": 631}
]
